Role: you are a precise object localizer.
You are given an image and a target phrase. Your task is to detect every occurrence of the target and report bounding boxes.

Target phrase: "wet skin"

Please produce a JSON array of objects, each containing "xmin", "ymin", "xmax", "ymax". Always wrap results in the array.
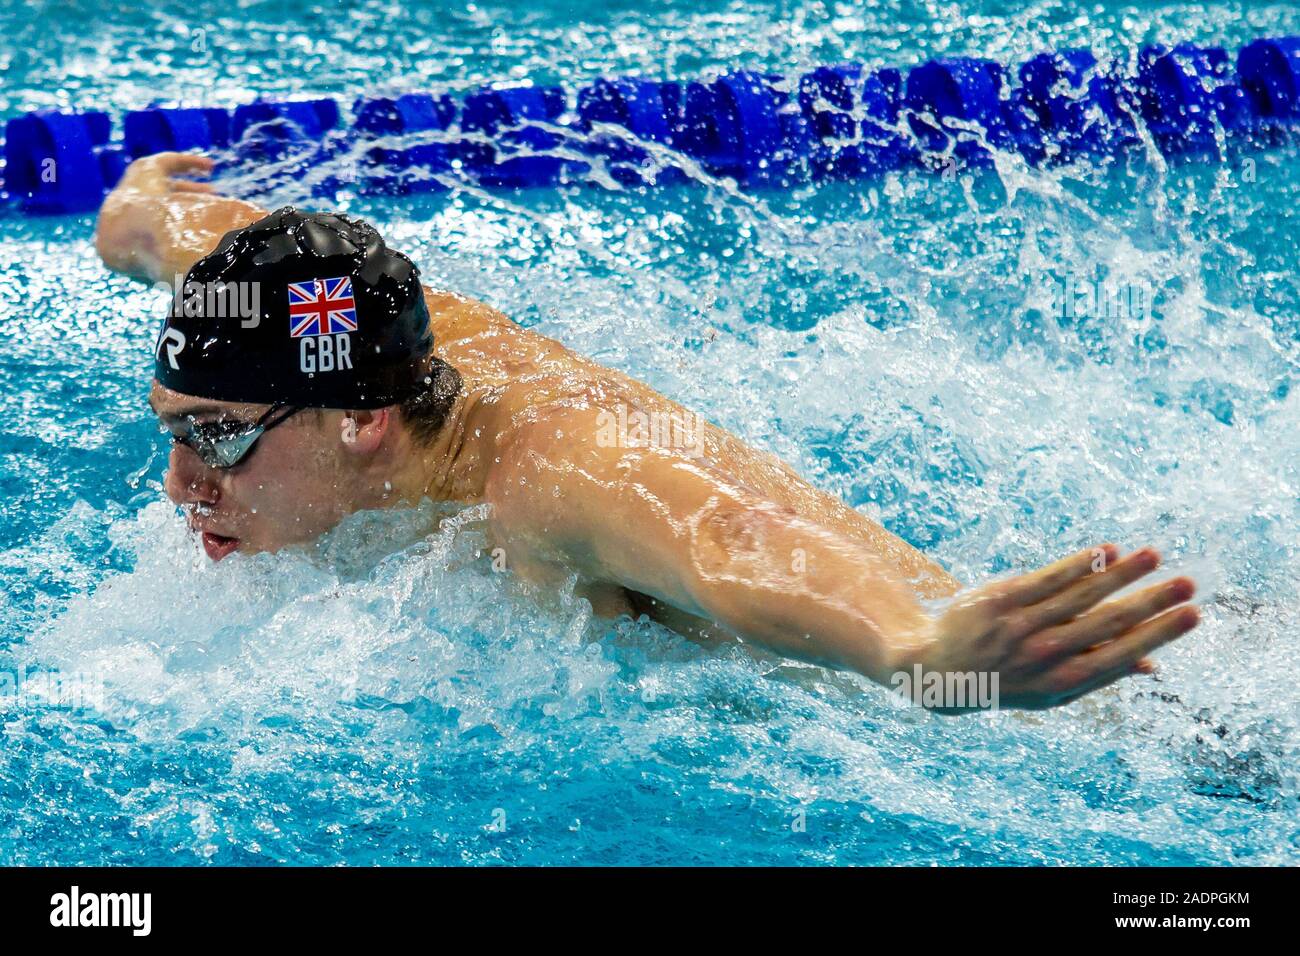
[{"xmin": 100, "ymin": 154, "xmax": 1200, "ymax": 712}]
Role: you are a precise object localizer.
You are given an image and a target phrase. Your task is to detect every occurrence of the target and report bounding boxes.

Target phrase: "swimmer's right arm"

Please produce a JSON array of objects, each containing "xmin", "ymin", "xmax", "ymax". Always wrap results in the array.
[
  {"xmin": 489, "ymin": 405, "xmax": 1201, "ymax": 712},
  {"xmin": 95, "ymin": 153, "xmax": 267, "ymax": 287}
]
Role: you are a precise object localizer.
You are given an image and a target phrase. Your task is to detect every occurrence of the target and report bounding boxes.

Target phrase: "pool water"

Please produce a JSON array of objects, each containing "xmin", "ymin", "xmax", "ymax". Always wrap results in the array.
[{"xmin": 1, "ymin": 0, "xmax": 1298, "ymax": 865}]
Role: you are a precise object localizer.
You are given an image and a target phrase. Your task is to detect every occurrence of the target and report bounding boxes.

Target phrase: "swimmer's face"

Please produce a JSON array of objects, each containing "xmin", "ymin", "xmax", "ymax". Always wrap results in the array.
[{"xmin": 149, "ymin": 383, "xmax": 370, "ymax": 560}]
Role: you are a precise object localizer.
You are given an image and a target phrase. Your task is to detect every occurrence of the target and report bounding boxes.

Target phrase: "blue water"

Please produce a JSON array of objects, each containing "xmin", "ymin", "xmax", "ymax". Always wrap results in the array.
[{"xmin": 1, "ymin": 0, "xmax": 1298, "ymax": 865}]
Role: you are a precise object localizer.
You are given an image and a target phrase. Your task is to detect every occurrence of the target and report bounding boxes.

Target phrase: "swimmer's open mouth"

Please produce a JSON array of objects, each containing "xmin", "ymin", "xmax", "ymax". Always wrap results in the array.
[{"xmin": 200, "ymin": 531, "xmax": 240, "ymax": 561}]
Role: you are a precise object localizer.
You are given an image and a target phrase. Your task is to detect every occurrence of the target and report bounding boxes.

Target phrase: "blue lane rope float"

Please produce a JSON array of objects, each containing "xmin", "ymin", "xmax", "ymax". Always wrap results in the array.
[
  {"xmin": 3, "ymin": 110, "xmax": 125, "ymax": 214},
  {"xmin": 123, "ymin": 107, "xmax": 231, "ymax": 158},
  {"xmin": 5, "ymin": 36, "xmax": 1300, "ymax": 214},
  {"xmin": 228, "ymin": 98, "xmax": 341, "ymax": 161},
  {"xmin": 575, "ymin": 76, "xmax": 682, "ymax": 185},
  {"xmin": 341, "ymin": 92, "xmax": 458, "ymax": 194},
  {"xmin": 798, "ymin": 65, "xmax": 913, "ymax": 178},
  {"xmin": 460, "ymin": 84, "xmax": 585, "ymax": 188},
  {"xmin": 1013, "ymin": 49, "xmax": 1137, "ymax": 163}
]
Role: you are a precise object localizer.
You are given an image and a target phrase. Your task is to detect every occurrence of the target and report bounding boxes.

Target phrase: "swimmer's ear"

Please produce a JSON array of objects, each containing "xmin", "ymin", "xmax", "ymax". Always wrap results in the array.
[{"xmin": 339, "ymin": 408, "xmax": 388, "ymax": 455}]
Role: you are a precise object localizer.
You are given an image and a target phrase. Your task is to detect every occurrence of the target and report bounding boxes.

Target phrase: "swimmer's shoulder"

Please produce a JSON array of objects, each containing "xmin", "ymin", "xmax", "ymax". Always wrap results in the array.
[
  {"xmin": 422, "ymin": 287, "xmax": 530, "ymax": 344},
  {"xmin": 420, "ymin": 286, "xmax": 703, "ymax": 453},
  {"xmin": 421, "ymin": 285, "xmax": 591, "ymax": 380}
]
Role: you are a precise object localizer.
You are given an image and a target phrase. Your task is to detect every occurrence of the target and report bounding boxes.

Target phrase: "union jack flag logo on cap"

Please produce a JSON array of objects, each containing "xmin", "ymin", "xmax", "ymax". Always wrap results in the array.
[{"xmin": 287, "ymin": 276, "xmax": 359, "ymax": 337}]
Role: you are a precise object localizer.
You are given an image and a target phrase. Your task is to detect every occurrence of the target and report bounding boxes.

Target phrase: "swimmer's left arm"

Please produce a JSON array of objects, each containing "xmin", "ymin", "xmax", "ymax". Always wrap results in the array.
[
  {"xmin": 95, "ymin": 153, "xmax": 267, "ymax": 287},
  {"xmin": 486, "ymin": 408, "xmax": 913, "ymax": 678},
  {"xmin": 487, "ymin": 405, "xmax": 1199, "ymax": 712}
]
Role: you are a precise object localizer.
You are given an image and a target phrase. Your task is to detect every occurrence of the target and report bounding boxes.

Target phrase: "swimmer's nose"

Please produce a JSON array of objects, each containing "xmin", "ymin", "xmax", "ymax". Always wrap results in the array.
[{"xmin": 164, "ymin": 444, "xmax": 220, "ymax": 507}]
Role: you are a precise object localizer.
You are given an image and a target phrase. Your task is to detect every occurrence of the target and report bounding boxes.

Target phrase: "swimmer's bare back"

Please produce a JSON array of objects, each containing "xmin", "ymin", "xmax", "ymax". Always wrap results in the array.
[{"xmin": 95, "ymin": 153, "xmax": 1201, "ymax": 712}]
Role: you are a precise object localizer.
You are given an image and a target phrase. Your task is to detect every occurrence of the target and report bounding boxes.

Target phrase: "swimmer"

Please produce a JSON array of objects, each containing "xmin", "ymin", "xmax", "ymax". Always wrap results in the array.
[{"xmin": 94, "ymin": 152, "xmax": 1200, "ymax": 713}]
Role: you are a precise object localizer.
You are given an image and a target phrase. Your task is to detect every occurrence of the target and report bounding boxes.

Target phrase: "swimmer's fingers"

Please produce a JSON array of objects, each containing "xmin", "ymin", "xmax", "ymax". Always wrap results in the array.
[
  {"xmin": 999, "ymin": 543, "xmax": 1118, "ymax": 607},
  {"xmin": 158, "ymin": 154, "xmax": 216, "ymax": 193},
  {"xmin": 1019, "ymin": 548, "xmax": 1162, "ymax": 632},
  {"xmin": 117, "ymin": 152, "xmax": 214, "ymax": 192},
  {"xmin": 168, "ymin": 179, "xmax": 217, "ymax": 193},
  {"xmin": 1031, "ymin": 576, "xmax": 1196, "ymax": 660},
  {"xmin": 1048, "ymin": 605, "xmax": 1200, "ymax": 704},
  {"xmin": 155, "ymin": 152, "xmax": 215, "ymax": 177}
]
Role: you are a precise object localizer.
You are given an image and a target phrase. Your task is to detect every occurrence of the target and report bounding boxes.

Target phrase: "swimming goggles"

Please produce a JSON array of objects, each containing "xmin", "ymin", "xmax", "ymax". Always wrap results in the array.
[{"xmin": 169, "ymin": 402, "xmax": 304, "ymax": 469}]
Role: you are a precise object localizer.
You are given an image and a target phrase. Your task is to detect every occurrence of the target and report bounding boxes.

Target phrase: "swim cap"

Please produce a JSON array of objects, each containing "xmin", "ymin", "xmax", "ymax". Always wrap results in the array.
[{"xmin": 154, "ymin": 206, "xmax": 437, "ymax": 409}]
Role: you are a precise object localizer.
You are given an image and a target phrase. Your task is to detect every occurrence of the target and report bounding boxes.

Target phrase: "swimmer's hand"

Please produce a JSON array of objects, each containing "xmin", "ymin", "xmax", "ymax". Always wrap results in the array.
[
  {"xmin": 95, "ymin": 152, "xmax": 267, "ymax": 286},
  {"xmin": 894, "ymin": 545, "xmax": 1199, "ymax": 713}
]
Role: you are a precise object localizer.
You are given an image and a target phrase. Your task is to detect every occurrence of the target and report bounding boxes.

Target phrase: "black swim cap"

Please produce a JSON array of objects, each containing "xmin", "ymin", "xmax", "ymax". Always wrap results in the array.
[{"xmin": 154, "ymin": 207, "xmax": 437, "ymax": 409}]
